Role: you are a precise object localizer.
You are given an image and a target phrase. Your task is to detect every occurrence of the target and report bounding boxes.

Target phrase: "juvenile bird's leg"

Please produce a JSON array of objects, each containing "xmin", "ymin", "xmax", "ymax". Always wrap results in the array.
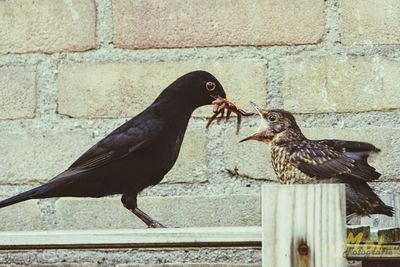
[{"xmin": 122, "ymin": 194, "xmax": 166, "ymax": 228}]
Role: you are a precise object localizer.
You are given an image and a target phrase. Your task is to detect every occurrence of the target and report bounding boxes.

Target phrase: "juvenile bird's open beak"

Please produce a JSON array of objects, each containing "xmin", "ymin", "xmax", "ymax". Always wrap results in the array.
[
  {"xmin": 239, "ymin": 133, "xmax": 262, "ymax": 142},
  {"xmin": 239, "ymin": 101, "xmax": 264, "ymax": 143}
]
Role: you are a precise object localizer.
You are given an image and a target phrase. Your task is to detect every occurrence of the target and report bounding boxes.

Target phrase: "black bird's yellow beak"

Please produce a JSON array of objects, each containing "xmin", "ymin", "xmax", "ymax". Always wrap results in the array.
[{"xmin": 239, "ymin": 101, "xmax": 264, "ymax": 143}]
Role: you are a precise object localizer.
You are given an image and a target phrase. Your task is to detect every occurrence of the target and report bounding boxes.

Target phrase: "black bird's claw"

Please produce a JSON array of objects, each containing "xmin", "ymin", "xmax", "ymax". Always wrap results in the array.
[
  {"xmin": 131, "ymin": 207, "xmax": 167, "ymax": 228},
  {"xmin": 148, "ymin": 221, "xmax": 167, "ymax": 228}
]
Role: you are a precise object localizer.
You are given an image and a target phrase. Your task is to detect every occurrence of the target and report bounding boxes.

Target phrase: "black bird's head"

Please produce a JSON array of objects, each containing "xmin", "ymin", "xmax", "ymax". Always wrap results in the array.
[
  {"xmin": 240, "ymin": 102, "xmax": 305, "ymax": 144},
  {"xmin": 165, "ymin": 70, "xmax": 227, "ymax": 108},
  {"xmin": 156, "ymin": 71, "xmax": 253, "ymax": 132}
]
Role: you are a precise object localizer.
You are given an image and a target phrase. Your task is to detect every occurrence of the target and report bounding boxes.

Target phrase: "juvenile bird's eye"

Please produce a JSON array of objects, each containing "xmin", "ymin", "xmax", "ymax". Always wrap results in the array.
[
  {"xmin": 205, "ymin": 81, "xmax": 216, "ymax": 91},
  {"xmin": 268, "ymin": 115, "xmax": 277, "ymax": 122}
]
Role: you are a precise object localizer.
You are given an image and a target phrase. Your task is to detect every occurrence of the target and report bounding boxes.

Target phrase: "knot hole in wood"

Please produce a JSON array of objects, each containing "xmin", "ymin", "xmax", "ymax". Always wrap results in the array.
[{"xmin": 297, "ymin": 238, "xmax": 310, "ymax": 266}]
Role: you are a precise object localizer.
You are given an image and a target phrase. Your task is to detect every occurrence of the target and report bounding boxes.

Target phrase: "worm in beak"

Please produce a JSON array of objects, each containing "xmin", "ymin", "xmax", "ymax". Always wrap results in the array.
[{"xmin": 206, "ymin": 96, "xmax": 254, "ymax": 134}]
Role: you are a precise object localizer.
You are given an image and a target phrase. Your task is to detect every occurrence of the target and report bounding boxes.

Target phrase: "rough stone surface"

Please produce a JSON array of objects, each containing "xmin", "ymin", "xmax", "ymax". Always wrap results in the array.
[
  {"xmin": 54, "ymin": 194, "xmax": 260, "ymax": 229},
  {"xmin": 57, "ymin": 60, "xmax": 267, "ymax": 118},
  {"xmin": 0, "ymin": 264, "xmax": 98, "ymax": 267},
  {"xmin": 118, "ymin": 265, "xmax": 260, "ymax": 267},
  {"xmin": 342, "ymin": 0, "xmax": 400, "ymax": 44},
  {"xmin": 0, "ymin": 130, "xmax": 95, "ymax": 185},
  {"xmin": 113, "ymin": 0, "xmax": 324, "ymax": 48},
  {"xmin": 0, "ymin": 200, "xmax": 44, "ymax": 231},
  {"xmin": 281, "ymin": 56, "xmax": 400, "ymax": 113},
  {"xmin": 163, "ymin": 129, "xmax": 207, "ymax": 183},
  {"xmin": 0, "ymin": 0, "xmax": 96, "ymax": 54},
  {"xmin": 0, "ymin": 65, "xmax": 36, "ymax": 119},
  {"xmin": 0, "ymin": 249, "xmax": 261, "ymax": 266}
]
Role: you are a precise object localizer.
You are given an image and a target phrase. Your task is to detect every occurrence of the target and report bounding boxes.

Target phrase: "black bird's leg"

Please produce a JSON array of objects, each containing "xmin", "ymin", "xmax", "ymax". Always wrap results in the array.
[
  {"xmin": 131, "ymin": 207, "xmax": 166, "ymax": 228},
  {"xmin": 122, "ymin": 194, "xmax": 166, "ymax": 228}
]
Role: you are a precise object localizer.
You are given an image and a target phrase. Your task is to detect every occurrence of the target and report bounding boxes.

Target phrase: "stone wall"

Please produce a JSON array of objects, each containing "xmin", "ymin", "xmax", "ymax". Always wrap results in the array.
[{"xmin": 0, "ymin": 0, "xmax": 399, "ymax": 266}]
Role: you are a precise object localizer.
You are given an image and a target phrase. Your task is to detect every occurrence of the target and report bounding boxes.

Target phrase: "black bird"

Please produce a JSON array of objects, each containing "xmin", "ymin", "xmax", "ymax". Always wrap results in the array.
[
  {"xmin": 0, "ymin": 71, "xmax": 244, "ymax": 228},
  {"xmin": 240, "ymin": 103, "xmax": 394, "ymax": 219}
]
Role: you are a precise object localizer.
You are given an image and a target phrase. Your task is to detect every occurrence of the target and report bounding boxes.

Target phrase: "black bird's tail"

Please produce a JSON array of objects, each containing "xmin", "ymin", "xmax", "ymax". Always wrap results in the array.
[{"xmin": 0, "ymin": 184, "xmax": 51, "ymax": 208}]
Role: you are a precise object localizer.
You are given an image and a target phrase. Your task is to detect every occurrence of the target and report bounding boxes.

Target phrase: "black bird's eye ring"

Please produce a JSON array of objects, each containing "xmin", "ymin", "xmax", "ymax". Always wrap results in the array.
[
  {"xmin": 268, "ymin": 115, "xmax": 277, "ymax": 122},
  {"xmin": 206, "ymin": 82, "xmax": 216, "ymax": 91}
]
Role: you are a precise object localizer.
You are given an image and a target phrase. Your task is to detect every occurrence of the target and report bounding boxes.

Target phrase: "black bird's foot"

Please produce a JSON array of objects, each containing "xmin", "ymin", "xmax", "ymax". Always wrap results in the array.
[
  {"xmin": 148, "ymin": 221, "xmax": 166, "ymax": 228},
  {"xmin": 131, "ymin": 207, "xmax": 167, "ymax": 228}
]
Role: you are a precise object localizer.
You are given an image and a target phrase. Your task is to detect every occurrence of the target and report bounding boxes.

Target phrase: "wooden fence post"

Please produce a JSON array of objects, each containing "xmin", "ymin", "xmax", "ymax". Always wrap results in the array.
[{"xmin": 262, "ymin": 184, "xmax": 347, "ymax": 267}]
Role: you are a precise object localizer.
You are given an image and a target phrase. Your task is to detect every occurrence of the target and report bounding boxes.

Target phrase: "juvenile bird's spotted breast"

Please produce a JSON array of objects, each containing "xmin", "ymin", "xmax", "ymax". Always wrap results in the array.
[{"xmin": 271, "ymin": 145, "xmax": 316, "ymax": 184}]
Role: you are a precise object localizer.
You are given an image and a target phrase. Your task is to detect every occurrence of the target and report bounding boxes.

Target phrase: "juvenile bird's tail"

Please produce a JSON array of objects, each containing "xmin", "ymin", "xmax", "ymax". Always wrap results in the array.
[
  {"xmin": 0, "ymin": 184, "xmax": 50, "ymax": 208},
  {"xmin": 374, "ymin": 202, "xmax": 395, "ymax": 217},
  {"xmin": 346, "ymin": 180, "xmax": 395, "ymax": 218}
]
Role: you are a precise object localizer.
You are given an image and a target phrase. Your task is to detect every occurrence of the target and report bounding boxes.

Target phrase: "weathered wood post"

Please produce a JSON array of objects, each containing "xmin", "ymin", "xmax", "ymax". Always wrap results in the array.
[{"xmin": 262, "ymin": 184, "xmax": 347, "ymax": 267}]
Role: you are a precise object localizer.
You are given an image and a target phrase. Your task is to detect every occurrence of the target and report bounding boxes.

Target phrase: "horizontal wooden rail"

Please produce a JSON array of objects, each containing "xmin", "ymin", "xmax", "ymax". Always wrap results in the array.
[
  {"xmin": 0, "ymin": 226, "xmax": 398, "ymax": 261},
  {"xmin": 0, "ymin": 226, "xmax": 261, "ymax": 250}
]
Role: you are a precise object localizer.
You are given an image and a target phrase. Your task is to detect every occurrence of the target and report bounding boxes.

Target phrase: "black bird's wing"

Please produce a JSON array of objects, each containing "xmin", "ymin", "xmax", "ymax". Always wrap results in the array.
[
  {"xmin": 54, "ymin": 117, "xmax": 165, "ymax": 178},
  {"xmin": 0, "ymin": 116, "xmax": 165, "ymax": 209},
  {"xmin": 288, "ymin": 141, "xmax": 380, "ymax": 182}
]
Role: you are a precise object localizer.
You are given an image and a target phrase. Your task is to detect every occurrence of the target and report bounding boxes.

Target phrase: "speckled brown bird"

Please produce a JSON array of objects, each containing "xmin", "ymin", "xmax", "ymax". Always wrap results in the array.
[{"xmin": 240, "ymin": 102, "xmax": 394, "ymax": 219}]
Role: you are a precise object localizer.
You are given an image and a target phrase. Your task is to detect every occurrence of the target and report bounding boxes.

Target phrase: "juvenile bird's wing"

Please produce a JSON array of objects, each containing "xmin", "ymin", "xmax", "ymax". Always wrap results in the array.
[
  {"xmin": 289, "ymin": 141, "xmax": 380, "ymax": 182},
  {"xmin": 316, "ymin": 139, "xmax": 380, "ymax": 164},
  {"xmin": 53, "ymin": 117, "xmax": 164, "ymax": 179}
]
